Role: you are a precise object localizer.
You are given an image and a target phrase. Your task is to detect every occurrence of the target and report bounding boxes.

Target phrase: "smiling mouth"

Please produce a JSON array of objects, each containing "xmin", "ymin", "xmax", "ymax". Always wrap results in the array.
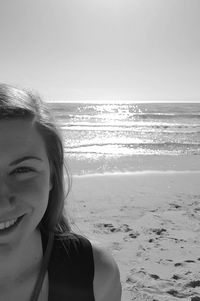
[{"xmin": 0, "ymin": 215, "xmax": 25, "ymax": 235}]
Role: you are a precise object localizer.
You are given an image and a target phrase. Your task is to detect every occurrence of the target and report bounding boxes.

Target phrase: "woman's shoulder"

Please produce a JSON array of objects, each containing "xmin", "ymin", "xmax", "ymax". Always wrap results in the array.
[
  {"xmin": 90, "ymin": 241, "xmax": 122, "ymax": 301},
  {"xmin": 53, "ymin": 232, "xmax": 122, "ymax": 300}
]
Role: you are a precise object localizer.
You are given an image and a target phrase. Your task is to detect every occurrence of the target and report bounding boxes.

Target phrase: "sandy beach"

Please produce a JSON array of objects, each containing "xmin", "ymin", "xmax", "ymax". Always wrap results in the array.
[{"xmin": 66, "ymin": 170, "xmax": 200, "ymax": 301}]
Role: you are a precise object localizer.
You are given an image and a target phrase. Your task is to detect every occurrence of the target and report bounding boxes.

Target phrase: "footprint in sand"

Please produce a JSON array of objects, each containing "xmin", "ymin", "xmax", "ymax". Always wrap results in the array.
[
  {"xmin": 111, "ymin": 242, "xmax": 122, "ymax": 251},
  {"xmin": 152, "ymin": 228, "xmax": 167, "ymax": 235},
  {"xmin": 146, "ymin": 228, "xmax": 167, "ymax": 236},
  {"xmin": 185, "ymin": 280, "xmax": 200, "ymax": 288},
  {"xmin": 171, "ymin": 274, "xmax": 182, "ymax": 280},
  {"xmin": 94, "ymin": 222, "xmax": 133, "ymax": 234},
  {"xmin": 169, "ymin": 203, "xmax": 182, "ymax": 209},
  {"xmin": 174, "ymin": 260, "xmax": 196, "ymax": 268},
  {"xmin": 174, "ymin": 262, "xmax": 184, "ymax": 267},
  {"xmin": 184, "ymin": 260, "xmax": 196, "ymax": 263},
  {"xmin": 123, "ymin": 231, "xmax": 140, "ymax": 241},
  {"xmin": 149, "ymin": 274, "xmax": 160, "ymax": 280},
  {"xmin": 166, "ymin": 289, "xmax": 190, "ymax": 298}
]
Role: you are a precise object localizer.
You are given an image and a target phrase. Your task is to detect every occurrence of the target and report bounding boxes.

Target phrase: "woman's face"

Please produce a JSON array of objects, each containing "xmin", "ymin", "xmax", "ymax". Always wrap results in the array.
[{"xmin": 0, "ymin": 119, "xmax": 52, "ymax": 251}]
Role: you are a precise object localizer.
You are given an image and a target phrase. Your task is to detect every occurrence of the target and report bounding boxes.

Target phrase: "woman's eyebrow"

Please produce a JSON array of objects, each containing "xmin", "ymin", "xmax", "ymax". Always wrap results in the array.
[{"xmin": 10, "ymin": 156, "xmax": 43, "ymax": 166}]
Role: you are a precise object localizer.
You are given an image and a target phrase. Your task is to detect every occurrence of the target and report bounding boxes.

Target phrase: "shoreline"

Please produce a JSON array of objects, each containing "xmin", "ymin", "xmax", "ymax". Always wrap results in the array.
[
  {"xmin": 73, "ymin": 169, "xmax": 200, "ymax": 177},
  {"xmin": 66, "ymin": 154, "xmax": 200, "ymax": 176}
]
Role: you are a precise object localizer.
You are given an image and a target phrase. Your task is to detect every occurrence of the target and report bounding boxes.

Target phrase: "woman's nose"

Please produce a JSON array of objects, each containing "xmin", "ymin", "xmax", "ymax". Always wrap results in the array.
[{"xmin": 0, "ymin": 179, "xmax": 16, "ymax": 209}]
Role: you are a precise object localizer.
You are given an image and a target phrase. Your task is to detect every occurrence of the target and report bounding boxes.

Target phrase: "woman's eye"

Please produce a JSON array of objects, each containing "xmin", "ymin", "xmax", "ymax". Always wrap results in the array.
[{"xmin": 11, "ymin": 167, "xmax": 35, "ymax": 175}]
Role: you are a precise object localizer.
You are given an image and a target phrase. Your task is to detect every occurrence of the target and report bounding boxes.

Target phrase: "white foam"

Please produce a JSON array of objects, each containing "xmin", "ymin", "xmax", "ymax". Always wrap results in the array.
[{"xmin": 73, "ymin": 169, "xmax": 200, "ymax": 178}]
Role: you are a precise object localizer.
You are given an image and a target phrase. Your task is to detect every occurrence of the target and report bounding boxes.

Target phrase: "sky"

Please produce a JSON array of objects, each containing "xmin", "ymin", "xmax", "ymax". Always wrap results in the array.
[{"xmin": 0, "ymin": 0, "xmax": 200, "ymax": 102}]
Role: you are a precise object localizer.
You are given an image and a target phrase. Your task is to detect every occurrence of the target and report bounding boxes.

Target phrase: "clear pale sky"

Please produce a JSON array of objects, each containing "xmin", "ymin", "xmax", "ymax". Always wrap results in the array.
[{"xmin": 0, "ymin": 0, "xmax": 200, "ymax": 102}]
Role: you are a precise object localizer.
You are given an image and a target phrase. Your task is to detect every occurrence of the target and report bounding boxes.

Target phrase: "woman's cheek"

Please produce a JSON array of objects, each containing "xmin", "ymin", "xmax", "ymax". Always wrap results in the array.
[{"xmin": 14, "ymin": 176, "xmax": 50, "ymax": 200}]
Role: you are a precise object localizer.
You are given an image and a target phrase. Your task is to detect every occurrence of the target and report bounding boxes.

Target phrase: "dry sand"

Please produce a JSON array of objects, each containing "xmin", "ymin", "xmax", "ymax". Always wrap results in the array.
[{"xmin": 66, "ymin": 171, "xmax": 200, "ymax": 301}]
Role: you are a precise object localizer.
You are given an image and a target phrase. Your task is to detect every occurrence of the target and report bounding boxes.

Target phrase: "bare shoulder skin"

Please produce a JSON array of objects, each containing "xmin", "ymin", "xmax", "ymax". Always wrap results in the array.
[{"xmin": 92, "ymin": 243, "xmax": 122, "ymax": 301}]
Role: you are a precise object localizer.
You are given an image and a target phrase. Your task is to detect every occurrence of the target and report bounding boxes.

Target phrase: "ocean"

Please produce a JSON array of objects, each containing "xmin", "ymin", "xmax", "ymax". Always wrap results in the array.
[{"xmin": 48, "ymin": 102, "xmax": 200, "ymax": 175}]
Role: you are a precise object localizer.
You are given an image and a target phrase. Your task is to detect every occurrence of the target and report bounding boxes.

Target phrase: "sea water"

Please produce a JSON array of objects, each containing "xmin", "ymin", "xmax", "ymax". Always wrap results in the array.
[{"xmin": 48, "ymin": 102, "xmax": 200, "ymax": 175}]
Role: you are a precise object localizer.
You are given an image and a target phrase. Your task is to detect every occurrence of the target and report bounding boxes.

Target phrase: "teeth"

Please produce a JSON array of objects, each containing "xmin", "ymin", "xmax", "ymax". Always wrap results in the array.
[{"xmin": 0, "ymin": 218, "xmax": 18, "ymax": 230}]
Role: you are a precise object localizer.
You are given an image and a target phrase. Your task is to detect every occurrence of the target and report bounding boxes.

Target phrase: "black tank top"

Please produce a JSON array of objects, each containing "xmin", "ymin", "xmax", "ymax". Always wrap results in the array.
[{"xmin": 41, "ymin": 232, "xmax": 95, "ymax": 301}]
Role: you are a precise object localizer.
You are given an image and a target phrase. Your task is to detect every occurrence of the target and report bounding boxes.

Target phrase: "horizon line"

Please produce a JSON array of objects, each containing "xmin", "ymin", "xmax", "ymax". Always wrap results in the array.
[{"xmin": 46, "ymin": 99, "xmax": 200, "ymax": 104}]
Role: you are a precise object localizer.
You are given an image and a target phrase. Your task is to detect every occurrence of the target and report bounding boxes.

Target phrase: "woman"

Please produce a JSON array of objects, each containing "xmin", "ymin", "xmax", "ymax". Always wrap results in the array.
[{"xmin": 0, "ymin": 83, "xmax": 122, "ymax": 301}]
